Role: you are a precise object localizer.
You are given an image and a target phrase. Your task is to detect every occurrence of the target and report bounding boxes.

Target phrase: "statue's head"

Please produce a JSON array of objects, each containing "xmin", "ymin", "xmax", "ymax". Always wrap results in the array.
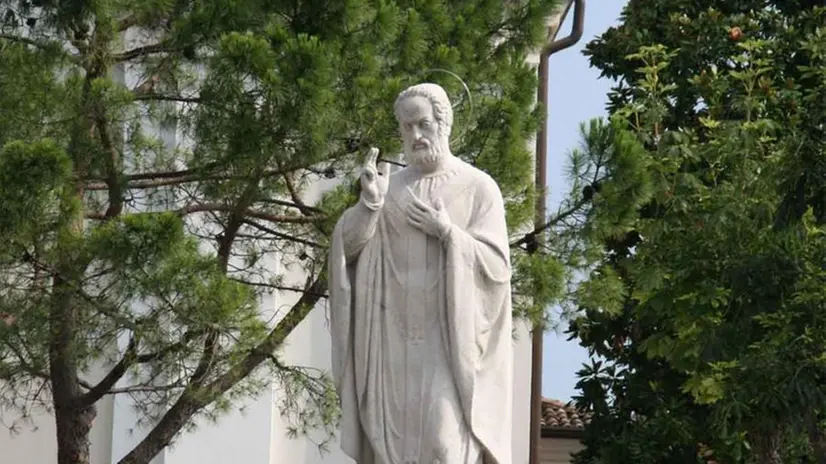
[{"xmin": 394, "ymin": 83, "xmax": 453, "ymax": 169}]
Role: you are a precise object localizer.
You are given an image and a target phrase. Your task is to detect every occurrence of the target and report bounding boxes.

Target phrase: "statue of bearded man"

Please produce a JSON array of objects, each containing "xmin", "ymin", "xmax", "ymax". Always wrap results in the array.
[{"xmin": 329, "ymin": 83, "xmax": 513, "ymax": 464}]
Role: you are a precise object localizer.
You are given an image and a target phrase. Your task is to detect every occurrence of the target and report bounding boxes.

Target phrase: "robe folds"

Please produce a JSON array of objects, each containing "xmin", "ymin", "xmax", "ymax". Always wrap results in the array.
[{"xmin": 329, "ymin": 156, "xmax": 513, "ymax": 464}]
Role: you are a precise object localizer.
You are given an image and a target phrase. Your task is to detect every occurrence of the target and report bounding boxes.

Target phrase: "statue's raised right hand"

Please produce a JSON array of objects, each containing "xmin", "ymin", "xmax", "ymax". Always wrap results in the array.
[{"xmin": 360, "ymin": 147, "xmax": 391, "ymax": 209}]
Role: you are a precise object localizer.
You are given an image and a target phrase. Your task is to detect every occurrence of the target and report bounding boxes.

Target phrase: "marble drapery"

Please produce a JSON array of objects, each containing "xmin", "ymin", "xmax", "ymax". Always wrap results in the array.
[{"xmin": 329, "ymin": 156, "xmax": 513, "ymax": 464}]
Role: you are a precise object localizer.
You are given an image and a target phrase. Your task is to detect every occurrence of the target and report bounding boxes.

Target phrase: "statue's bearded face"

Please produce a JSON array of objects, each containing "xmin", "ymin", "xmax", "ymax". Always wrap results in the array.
[{"xmin": 397, "ymin": 96, "xmax": 449, "ymax": 166}]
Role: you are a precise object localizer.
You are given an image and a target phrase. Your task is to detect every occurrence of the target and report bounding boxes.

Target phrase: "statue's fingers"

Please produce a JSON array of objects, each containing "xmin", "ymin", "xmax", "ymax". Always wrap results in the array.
[
  {"xmin": 407, "ymin": 202, "xmax": 427, "ymax": 216},
  {"xmin": 361, "ymin": 164, "xmax": 376, "ymax": 181},
  {"xmin": 410, "ymin": 196, "xmax": 432, "ymax": 212},
  {"xmin": 407, "ymin": 206, "xmax": 428, "ymax": 222},
  {"xmin": 406, "ymin": 205, "xmax": 422, "ymax": 218},
  {"xmin": 407, "ymin": 216, "xmax": 423, "ymax": 229}
]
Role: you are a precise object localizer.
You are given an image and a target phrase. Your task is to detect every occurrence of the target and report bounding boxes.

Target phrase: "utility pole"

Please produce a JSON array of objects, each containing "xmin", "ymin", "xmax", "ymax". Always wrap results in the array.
[{"xmin": 529, "ymin": 2, "xmax": 585, "ymax": 464}]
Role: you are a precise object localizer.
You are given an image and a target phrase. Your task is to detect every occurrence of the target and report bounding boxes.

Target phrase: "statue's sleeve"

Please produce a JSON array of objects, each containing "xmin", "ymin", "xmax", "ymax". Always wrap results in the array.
[
  {"xmin": 442, "ymin": 180, "xmax": 510, "ymax": 284},
  {"xmin": 328, "ymin": 199, "xmax": 381, "ymax": 461},
  {"xmin": 442, "ymin": 175, "xmax": 513, "ymax": 464},
  {"xmin": 338, "ymin": 199, "xmax": 382, "ymax": 260}
]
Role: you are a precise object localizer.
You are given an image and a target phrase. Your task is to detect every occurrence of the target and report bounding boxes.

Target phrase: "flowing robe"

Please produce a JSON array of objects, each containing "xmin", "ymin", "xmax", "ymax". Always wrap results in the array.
[{"xmin": 329, "ymin": 156, "xmax": 512, "ymax": 464}]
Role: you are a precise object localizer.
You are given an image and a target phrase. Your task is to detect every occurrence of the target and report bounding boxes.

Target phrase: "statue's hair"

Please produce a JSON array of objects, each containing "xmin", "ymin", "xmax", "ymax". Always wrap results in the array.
[{"xmin": 394, "ymin": 83, "xmax": 453, "ymax": 134}]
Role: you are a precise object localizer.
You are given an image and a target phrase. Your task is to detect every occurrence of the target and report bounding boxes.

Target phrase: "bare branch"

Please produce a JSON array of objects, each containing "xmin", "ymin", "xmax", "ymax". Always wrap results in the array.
[
  {"xmin": 76, "ymin": 328, "xmax": 202, "ymax": 407},
  {"xmin": 278, "ymin": 161, "xmax": 331, "ymax": 240},
  {"xmin": 128, "ymin": 165, "xmax": 218, "ymax": 182},
  {"xmin": 132, "ymin": 92, "xmax": 203, "ymax": 104},
  {"xmin": 86, "ymin": 176, "xmax": 192, "ymax": 191},
  {"xmin": 85, "ymin": 211, "xmax": 107, "ymax": 220},
  {"xmin": 116, "ymin": 15, "xmax": 139, "ymax": 32},
  {"xmin": 135, "ymin": 331, "xmax": 204, "ymax": 363},
  {"xmin": 94, "ymin": 107, "xmax": 124, "ymax": 218},
  {"xmin": 85, "ymin": 202, "xmax": 327, "ymax": 223},
  {"xmin": 77, "ymin": 336, "xmax": 138, "ymax": 406},
  {"xmin": 84, "ymin": 164, "xmax": 317, "ymax": 191},
  {"xmin": 255, "ymin": 198, "xmax": 323, "ymax": 214},
  {"xmin": 242, "ymin": 220, "xmax": 323, "ymax": 249},
  {"xmin": 179, "ymin": 204, "xmax": 325, "ymax": 224},
  {"xmin": 0, "ymin": 33, "xmax": 44, "ymax": 49},
  {"xmin": 229, "ymin": 277, "xmax": 328, "ymax": 299},
  {"xmin": 510, "ymin": 197, "xmax": 590, "ymax": 248},
  {"xmin": 281, "ymin": 171, "xmax": 315, "ymax": 216},
  {"xmin": 106, "ymin": 383, "xmax": 185, "ymax": 395},
  {"xmin": 113, "ymin": 42, "xmax": 179, "ymax": 62},
  {"xmin": 0, "ymin": 33, "xmax": 78, "ymax": 62}
]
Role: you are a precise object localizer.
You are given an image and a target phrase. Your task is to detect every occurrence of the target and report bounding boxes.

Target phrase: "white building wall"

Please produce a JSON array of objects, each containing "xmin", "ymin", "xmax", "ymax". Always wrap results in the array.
[
  {"xmin": 539, "ymin": 437, "xmax": 583, "ymax": 464},
  {"xmin": 0, "ymin": 366, "xmax": 116, "ymax": 464},
  {"xmin": 511, "ymin": 321, "xmax": 533, "ymax": 464},
  {"xmin": 0, "ymin": 407, "xmax": 58, "ymax": 464}
]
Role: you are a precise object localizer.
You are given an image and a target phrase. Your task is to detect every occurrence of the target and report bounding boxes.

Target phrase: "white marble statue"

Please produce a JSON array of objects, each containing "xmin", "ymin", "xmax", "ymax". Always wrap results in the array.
[{"xmin": 329, "ymin": 83, "xmax": 513, "ymax": 464}]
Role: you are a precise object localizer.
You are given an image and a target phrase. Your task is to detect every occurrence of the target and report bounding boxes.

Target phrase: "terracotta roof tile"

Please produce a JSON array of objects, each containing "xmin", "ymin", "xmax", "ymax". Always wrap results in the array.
[{"xmin": 541, "ymin": 398, "xmax": 591, "ymax": 430}]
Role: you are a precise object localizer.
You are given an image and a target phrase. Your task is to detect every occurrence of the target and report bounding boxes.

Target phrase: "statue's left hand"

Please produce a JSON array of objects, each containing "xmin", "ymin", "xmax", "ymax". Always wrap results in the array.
[{"xmin": 407, "ymin": 195, "xmax": 452, "ymax": 240}]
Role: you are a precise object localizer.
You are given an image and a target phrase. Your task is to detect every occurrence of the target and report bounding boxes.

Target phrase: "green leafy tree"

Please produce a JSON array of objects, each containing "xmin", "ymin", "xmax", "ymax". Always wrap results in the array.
[
  {"xmin": 0, "ymin": 1, "xmax": 568, "ymax": 463},
  {"xmin": 562, "ymin": 2, "xmax": 826, "ymax": 464}
]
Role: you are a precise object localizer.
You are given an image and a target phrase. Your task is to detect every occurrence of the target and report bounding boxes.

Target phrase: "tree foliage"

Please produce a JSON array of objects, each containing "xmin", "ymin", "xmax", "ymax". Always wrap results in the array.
[
  {"xmin": 566, "ymin": 2, "xmax": 826, "ymax": 463},
  {"xmin": 0, "ymin": 0, "xmax": 565, "ymax": 463}
]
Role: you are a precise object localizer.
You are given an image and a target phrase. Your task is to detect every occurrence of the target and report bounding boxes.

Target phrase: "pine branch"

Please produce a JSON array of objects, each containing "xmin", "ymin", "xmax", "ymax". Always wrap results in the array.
[
  {"xmin": 77, "ymin": 330, "xmax": 203, "ymax": 407},
  {"xmin": 117, "ymin": 269, "xmax": 328, "ymax": 464},
  {"xmin": 2, "ymin": 339, "xmax": 50, "ymax": 382},
  {"xmin": 187, "ymin": 186, "xmax": 258, "ymax": 390}
]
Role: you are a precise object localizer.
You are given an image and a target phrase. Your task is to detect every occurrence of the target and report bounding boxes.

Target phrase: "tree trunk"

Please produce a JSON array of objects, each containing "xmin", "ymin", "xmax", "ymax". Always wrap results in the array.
[
  {"xmin": 54, "ymin": 403, "xmax": 96, "ymax": 464},
  {"xmin": 751, "ymin": 428, "xmax": 783, "ymax": 464},
  {"xmin": 807, "ymin": 413, "xmax": 826, "ymax": 464},
  {"xmin": 48, "ymin": 38, "xmax": 104, "ymax": 463}
]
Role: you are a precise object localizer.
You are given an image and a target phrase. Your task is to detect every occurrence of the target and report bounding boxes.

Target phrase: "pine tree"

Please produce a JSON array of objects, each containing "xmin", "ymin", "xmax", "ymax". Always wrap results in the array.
[
  {"xmin": 0, "ymin": 1, "xmax": 565, "ymax": 463},
  {"xmin": 566, "ymin": 2, "xmax": 826, "ymax": 463}
]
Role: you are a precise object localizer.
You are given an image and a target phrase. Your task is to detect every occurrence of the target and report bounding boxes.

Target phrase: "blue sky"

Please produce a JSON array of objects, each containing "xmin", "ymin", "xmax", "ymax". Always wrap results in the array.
[{"xmin": 541, "ymin": 0, "xmax": 628, "ymax": 401}]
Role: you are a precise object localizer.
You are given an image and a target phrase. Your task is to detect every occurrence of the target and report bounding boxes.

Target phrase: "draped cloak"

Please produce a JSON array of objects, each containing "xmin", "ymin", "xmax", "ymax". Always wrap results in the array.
[{"xmin": 328, "ymin": 157, "xmax": 512, "ymax": 464}]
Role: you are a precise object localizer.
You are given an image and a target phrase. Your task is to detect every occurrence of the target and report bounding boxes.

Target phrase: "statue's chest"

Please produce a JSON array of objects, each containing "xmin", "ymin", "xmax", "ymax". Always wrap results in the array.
[{"xmin": 383, "ymin": 172, "xmax": 473, "ymax": 229}]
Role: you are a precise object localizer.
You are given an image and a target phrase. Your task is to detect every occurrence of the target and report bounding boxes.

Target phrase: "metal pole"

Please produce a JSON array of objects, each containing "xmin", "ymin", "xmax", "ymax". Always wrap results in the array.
[{"xmin": 529, "ymin": 2, "xmax": 585, "ymax": 464}]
